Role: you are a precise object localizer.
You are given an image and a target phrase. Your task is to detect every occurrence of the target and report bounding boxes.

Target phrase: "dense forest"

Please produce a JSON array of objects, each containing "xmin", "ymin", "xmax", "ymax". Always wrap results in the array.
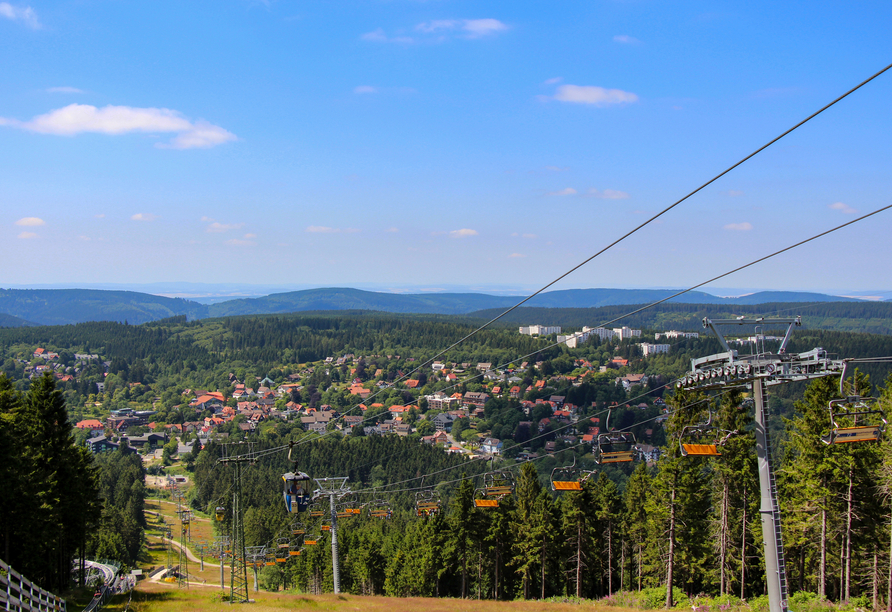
[
  {"xmin": 184, "ymin": 375, "xmax": 892, "ymax": 604},
  {"xmin": 0, "ymin": 374, "xmax": 144, "ymax": 591},
  {"xmin": 2, "ymin": 309, "xmax": 892, "ymax": 604}
]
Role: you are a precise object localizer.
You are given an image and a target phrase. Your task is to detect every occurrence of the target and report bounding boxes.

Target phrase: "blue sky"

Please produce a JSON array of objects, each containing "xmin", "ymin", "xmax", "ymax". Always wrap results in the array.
[{"xmin": 2, "ymin": 0, "xmax": 891, "ymax": 296}]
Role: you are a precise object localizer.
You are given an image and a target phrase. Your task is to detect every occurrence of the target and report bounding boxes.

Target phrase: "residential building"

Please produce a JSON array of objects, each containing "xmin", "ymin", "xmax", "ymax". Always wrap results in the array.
[
  {"xmin": 519, "ymin": 325, "xmax": 561, "ymax": 336},
  {"xmin": 654, "ymin": 330, "xmax": 699, "ymax": 340},
  {"xmin": 639, "ymin": 343, "xmax": 671, "ymax": 357}
]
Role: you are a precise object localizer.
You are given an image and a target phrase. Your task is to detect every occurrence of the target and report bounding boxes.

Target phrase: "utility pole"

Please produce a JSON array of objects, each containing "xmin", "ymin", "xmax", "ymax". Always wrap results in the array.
[
  {"xmin": 218, "ymin": 442, "xmax": 255, "ymax": 604},
  {"xmin": 678, "ymin": 317, "xmax": 845, "ymax": 612},
  {"xmin": 313, "ymin": 477, "xmax": 350, "ymax": 594}
]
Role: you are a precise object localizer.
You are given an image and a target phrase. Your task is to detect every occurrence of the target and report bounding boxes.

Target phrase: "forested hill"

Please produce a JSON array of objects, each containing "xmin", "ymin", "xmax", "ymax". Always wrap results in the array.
[
  {"xmin": 204, "ymin": 287, "xmax": 860, "ymax": 318},
  {"xmin": 471, "ymin": 301, "xmax": 892, "ymax": 336},
  {"xmin": 0, "ymin": 288, "xmax": 208, "ymax": 325},
  {"xmin": 0, "ymin": 286, "xmax": 870, "ymax": 327}
]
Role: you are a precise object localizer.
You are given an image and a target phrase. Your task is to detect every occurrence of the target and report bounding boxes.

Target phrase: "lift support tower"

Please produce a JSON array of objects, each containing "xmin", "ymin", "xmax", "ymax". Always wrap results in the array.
[{"xmin": 677, "ymin": 317, "xmax": 846, "ymax": 612}]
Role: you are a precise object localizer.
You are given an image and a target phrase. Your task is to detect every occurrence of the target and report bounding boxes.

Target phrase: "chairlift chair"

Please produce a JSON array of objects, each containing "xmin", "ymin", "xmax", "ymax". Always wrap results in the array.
[
  {"xmin": 415, "ymin": 490, "xmax": 441, "ymax": 517},
  {"xmin": 367, "ymin": 500, "xmax": 392, "ymax": 519},
  {"xmin": 276, "ymin": 537, "xmax": 290, "ymax": 549},
  {"xmin": 307, "ymin": 501, "xmax": 325, "ymax": 519},
  {"xmin": 550, "ymin": 457, "xmax": 592, "ymax": 492},
  {"xmin": 275, "ymin": 547, "xmax": 288, "ymax": 564},
  {"xmin": 264, "ymin": 550, "xmax": 277, "ymax": 566},
  {"xmin": 335, "ymin": 503, "xmax": 353, "ymax": 520},
  {"xmin": 822, "ymin": 397, "xmax": 886, "ymax": 445},
  {"xmin": 289, "ymin": 542, "xmax": 302, "ymax": 557},
  {"xmin": 303, "ymin": 533, "xmax": 321, "ymax": 546},
  {"xmin": 677, "ymin": 404, "xmax": 738, "ymax": 457},
  {"xmin": 475, "ymin": 470, "xmax": 515, "ymax": 508},
  {"xmin": 214, "ymin": 506, "xmax": 225, "ymax": 522},
  {"xmin": 595, "ymin": 431, "xmax": 638, "ymax": 464},
  {"xmin": 291, "ymin": 520, "xmax": 306, "ymax": 536}
]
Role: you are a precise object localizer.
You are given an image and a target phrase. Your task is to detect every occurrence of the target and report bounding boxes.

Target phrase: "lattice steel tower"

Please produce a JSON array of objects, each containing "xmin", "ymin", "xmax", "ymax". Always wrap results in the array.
[{"xmin": 219, "ymin": 442, "xmax": 255, "ymax": 604}]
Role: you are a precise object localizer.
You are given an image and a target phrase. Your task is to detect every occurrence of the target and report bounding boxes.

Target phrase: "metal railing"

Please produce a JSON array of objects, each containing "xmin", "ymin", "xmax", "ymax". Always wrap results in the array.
[{"xmin": 0, "ymin": 558, "xmax": 66, "ymax": 612}]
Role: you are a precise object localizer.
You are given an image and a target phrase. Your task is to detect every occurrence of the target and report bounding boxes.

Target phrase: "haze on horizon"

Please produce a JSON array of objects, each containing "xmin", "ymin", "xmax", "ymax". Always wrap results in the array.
[{"xmin": 2, "ymin": 1, "xmax": 891, "ymax": 294}]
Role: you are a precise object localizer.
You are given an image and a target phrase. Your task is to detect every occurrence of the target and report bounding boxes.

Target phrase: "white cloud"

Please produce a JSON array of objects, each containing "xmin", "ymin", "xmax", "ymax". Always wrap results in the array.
[
  {"xmin": 15, "ymin": 216, "xmax": 45, "ymax": 226},
  {"xmin": 354, "ymin": 86, "xmax": 378, "ymax": 94},
  {"xmin": 586, "ymin": 188, "xmax": 630, "ymax": 199},
  {"xmin": 522, "ymin": 233, "xmax": 537, "ymax": 239},
  {"xmin": 244, "ymin": 233, "xmax": 257, "ymax": 239},
  {"xmin": 544, "ymin": 77, "xmax": 562, "ymax": 85},
  {"xmin": 17, "ymin": 231, "xmax": 37, "ymax": 239},
  {"xmin": 95, "ymin": 213, "xmax": 105, "ymax": 218},
  {"xmin": 372, "ymin": 18, "xmax": 507, "ymax": 43},
  {"xmin": 724, "ymin": 222, "xmax": 753, "ymax": 231},
  {"xmin": 361, "ymin": 28, "xmax": 389, "ymax": 42},
  {"xmin": 131, "ymin": 213, "xmax": 157, "ymax": 222},
  {"xmin": 613, "ymin": 34, "xmax": 641, "ymax": 44},
  {"xmin": 0, "ymin": 104, "xmax": 237, "ymax": 149},
  {"xmin": 360, "ymin": 28, "xmax": 413, "ymax": 44},
  {"xmin": 829, "ymin": 201, "xmax": 857, "ymax": 214},
  {"xmin": 462, "ymin": 18, "xmax": 508, "ymax": 37},
  {"xmin": 305, "ymin": 226, "xmax": 360, "ymax": 234},
  {"xmin": 206, "ymin": 221, "xmax": 243, "ymax": 233},
  {"xmin": 47, "ymin": 86, "xmax": 84, "ymax": 94},
  {"xmin": 449, "ymin": 228, "xmax": 478, "ymax": 238},
  {"xmin": 415, "ymin": 19, "xmax": 458, "ymax": 33},
  {"xmin": 553, "ymin": 85, "xmax": 638, "ymax": 107},
  {"xmin": 547, "ymin": 187, "xmax": 577, "ymax": 196},
  {"xmin": 509, "ymin": 253, "xmax": 525, "ymax": 258},
  {"xmin": 0, "ymin": 2, "xmax": 39, "ymax": 28}
]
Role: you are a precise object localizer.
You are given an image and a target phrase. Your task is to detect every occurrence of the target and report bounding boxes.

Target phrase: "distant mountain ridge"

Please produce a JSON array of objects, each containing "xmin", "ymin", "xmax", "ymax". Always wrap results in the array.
[{"xmin": 0, "ymin": 286, "xmax": 864, "ymax": 326}]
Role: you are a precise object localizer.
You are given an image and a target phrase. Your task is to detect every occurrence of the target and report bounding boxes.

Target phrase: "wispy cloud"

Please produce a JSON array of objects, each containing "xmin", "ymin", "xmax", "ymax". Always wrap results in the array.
[
  {"xmin": 544, "ymin": 77, "xmax": 562, "ymax": 85},
  {"xmin": 724, "ymin": 190, "xmax": 744, "ymax": 197},
  {"xmin": 724, "ymin": 222, "xmax": 753, "ymax": 231},
  {"xmin": 613, "ymin": 34, "xmax": 641, "ymax": 44},
  {"xmin": 449, "ymin": 228, "xmax": 478, "ymax": 238},
  {"xmin": 546, "ymin": 187, "xmax": 577, "ymax": 196},
  {"xmin": 0, "ymin": 2, "xmax": 39, "ymax": 28},
  {"xmin": 15, "ymin": 216, "xmax": 45, "ymax": 226},
  {"xmin": 354, "ymin": 85, "xmax": 378, "ymax": 94},
  {"xmin": 829, "ymin": 201, "xmax": 857, "ymax": 214},
  {"xmin": 17, "ymin": 231, "xmax": 37, "ymax": 239},
  {"xmin": 545, "ymin": 165, "xmax": 569, "ymax": 172},
  {"xmin": 586, "ymin": 188, "xmax": 630, "ymax": 199},
  {"xmin": 47, "ymin": 86, "xmax": 84, "ymax": 94},
  {"xmin": 553, "ymin": 85, "xmax": 638, "ymax": 107},
  {"xmin": 509, "ymin": 253, "xmax": 525, "ymax": 258},
  {"xmin": 360, "ymin": 28, "xmax": 413, "ymax": 44},
  {"xmin": 366, "ymin": 18, "xmax": 508, "ymax": 44},
  {"xmin": 227, "ymin": 233, "xmax": 256, "ymax": 247},
  {"xmin": 385, "ymin": 227, "xmax": 399, "ymax": 233},
  {"xmin": 0, "ymin": 104, "xmax": 237, "ymax": 149},
  {"xmin": 461, "ymin": 19, "xmax": 508, "ymax": 38},
  {"xmin": 206, "ymin": 221, "xmax": 244, "ymax": 233},
  {"xmin": 131, "ymin": 213, "xmax": 157, "ymax": 222},
  {"xmin": 306, "ymin": 226, "xmax": 359, "ymax": 234}
]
